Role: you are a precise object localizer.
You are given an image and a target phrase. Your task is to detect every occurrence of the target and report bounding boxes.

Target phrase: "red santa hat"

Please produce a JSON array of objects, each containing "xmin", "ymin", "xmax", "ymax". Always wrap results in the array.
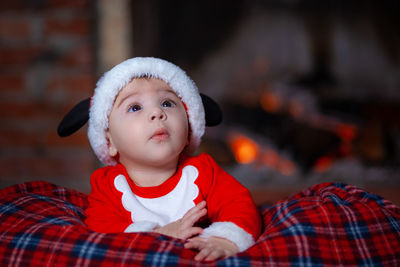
[{"xmin": 58, "ymin": 57, "xmax": 222, "ymax": 166}]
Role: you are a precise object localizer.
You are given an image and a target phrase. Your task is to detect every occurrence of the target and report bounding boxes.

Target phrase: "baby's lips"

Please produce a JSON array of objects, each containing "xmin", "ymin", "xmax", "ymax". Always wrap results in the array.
[{"xmin": 150, "ymin": 128, "xmax": 169, "ymax": 141}]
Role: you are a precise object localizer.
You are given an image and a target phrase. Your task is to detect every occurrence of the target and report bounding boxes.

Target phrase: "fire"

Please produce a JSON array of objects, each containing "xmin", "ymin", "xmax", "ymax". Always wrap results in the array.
[
  {"xmin": 229, "ymin": 135, "xmax": 259, "ymax": 164},
  {"xmin": 228, "ymin": 133, "xmax": 298, "ymax": 176},
  {"xmin": 260, "ymin": 92, "xmax": 280, "ymax": 113},
  {"xmin": 313, "ymin": 156, "xmax": 333, "ymax": 173},
  {"xmin": 336, "ymin": 123, "xmax": 357, "ymax": 141}
]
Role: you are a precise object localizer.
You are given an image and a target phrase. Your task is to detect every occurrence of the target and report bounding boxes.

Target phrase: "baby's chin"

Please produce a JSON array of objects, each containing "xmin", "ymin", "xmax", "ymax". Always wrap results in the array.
[{"xmin": 142, "ymin": 148, "xmax": 183, "ymax": 165}]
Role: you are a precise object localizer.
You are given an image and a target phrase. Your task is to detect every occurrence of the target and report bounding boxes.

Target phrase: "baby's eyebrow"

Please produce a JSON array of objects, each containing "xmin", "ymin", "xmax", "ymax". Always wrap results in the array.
[
  {"xmin": 115, "ymin": 88, "xmax": 179, "ymax": 108},
  {"xmin": 116, "ymin": 92, "xmax": 138, "ymax": 108},
  {"xmin": 163, "ymin": 89, "xmax": 180, "ymax": 98}
]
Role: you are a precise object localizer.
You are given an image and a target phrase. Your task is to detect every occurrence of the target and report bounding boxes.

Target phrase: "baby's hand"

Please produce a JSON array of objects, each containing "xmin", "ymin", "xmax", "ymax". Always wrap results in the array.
[
  {"xmin": 153, "ymin": 201, "xmax": 207, "ymax": 240},
  {"xmin": 184, "ymin": 236, "xmax": 239, "ymax": 261}
]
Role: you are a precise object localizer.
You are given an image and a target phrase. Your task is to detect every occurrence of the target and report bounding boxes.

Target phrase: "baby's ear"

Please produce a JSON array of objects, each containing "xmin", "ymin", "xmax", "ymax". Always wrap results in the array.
[{"xmin": 106, "ymin": 131, "xmax": 118, "ymax": 157}]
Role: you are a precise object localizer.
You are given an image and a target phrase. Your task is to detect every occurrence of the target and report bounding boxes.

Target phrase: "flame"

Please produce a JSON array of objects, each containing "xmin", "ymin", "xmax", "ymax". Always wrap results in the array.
[
  {"xmin": 261, "ymin": 92, "xmax": 280, "ymax": 113},
  {"xmin": 336, "ymin": 123, "xmax": 357, "ymax": 141},
  {"xmin": 229, "ymin": 135, "xmax": 259, "ymax": 164},
  {"xmin": 229, "ymin": 133, "xmax": 297, "ymax": 176},
  {"xmin": 313, "ymin": 156, "xmax": 333, "ymax": 173}
]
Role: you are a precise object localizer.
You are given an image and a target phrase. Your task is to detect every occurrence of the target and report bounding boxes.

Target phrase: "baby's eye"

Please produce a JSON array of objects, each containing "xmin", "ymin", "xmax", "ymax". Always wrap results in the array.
[
  {"xmin": 128, "ymin": 104, "xmax": 141, "ymax": 112},
  {"xmin": 161, "ymin": 100, "xmax": 176, "ymax": 108}
]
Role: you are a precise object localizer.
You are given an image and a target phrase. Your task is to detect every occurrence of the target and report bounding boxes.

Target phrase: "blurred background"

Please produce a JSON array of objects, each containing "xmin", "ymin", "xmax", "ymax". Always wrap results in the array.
[{"xmin": 1, "ymin": 0, "xmax": 399, "ymax": 205}]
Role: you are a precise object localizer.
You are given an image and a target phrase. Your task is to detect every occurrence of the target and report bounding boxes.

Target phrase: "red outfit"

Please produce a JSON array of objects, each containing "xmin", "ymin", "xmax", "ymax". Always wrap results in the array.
[{"xmin": 85, "ymin": 153, "xmax": 261, "ymax": 251}]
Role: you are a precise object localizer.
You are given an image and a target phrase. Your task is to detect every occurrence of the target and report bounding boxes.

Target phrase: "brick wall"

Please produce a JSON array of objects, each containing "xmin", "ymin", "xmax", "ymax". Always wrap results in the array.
[{"xmin": 0, "ymin": 0, "xmax": 96, "ymax": 193}]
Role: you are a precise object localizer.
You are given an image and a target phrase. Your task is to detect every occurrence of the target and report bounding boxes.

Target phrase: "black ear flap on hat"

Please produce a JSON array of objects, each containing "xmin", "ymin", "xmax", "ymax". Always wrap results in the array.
[
  {"xmin": 57, "ymin": 98, "xmax": 90, "ymax": 137},
  {"xmin": 201, "ymin": 94, "xmax": 222, "ymax": 127},
  {"xmin": 57, "ymin": 94, "xmax": 223, "ymax": 137}
]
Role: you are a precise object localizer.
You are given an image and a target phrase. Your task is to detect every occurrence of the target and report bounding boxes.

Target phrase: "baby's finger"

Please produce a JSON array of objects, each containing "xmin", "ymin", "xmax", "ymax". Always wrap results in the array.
[
  {"xmin": 195, "ymin": 200, "xmax": 206, "ymax": 209},
  {"xmin": 184, "ymin": 237, "xmax": 207, "ymax": 250},
  {"xmin": 181, "ymin": 227, "xmax": 203, "ymax": 240},
  {"xmin": 194, "ymin": 247, "xmax": 213, "ymax": 262},
  {"xmin": 183, "ymin": 201, "xmax": 206, "ymax": 218},
  {"xmin": 204, "ymin": 249, "xmax": 225, "ymax": 261},
  {"xmin": 182, "ymin": 207, "xmax": 207, "ymax": 228},
  {"xmin": 186, "ymin": 201, "xmax": 206, "ymax": 215}
]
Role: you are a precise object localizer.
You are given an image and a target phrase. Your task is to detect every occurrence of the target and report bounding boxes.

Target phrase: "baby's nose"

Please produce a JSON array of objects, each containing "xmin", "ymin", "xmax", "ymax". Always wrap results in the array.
[{"xmin": 149, "ymin": 108, "xmax": 166, "ymax": 121}]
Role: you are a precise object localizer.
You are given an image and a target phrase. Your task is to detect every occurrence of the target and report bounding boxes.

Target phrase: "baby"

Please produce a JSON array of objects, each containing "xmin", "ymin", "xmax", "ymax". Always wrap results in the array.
[{"xmin": 58, "ymin": 57, "xmax": 261, "ymax": 261}]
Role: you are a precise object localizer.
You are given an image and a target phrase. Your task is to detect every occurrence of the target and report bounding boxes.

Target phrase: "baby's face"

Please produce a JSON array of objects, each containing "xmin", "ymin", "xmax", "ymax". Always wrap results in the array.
[{"xmin": 107, "ymin": 78, "xmax": 189, "ymax": 169}]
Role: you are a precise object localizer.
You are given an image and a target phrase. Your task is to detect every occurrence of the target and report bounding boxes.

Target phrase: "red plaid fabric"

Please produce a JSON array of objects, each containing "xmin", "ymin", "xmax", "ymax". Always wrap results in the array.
[{"xmin": 0, "ymin": 181, "xmax": 399, "ymax": 266}]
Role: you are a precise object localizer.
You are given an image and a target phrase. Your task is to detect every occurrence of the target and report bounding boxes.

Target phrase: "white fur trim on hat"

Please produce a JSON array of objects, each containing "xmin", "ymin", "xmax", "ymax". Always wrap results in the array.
[{"xmin": 88, "ymin": 57, "xmax": 205, "ymax": 166}]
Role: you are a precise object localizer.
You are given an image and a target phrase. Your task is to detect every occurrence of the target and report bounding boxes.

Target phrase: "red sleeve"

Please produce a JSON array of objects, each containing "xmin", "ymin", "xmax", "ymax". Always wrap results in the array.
[
  {"xmin": 84, "ymin": 166, "xmax": 132, "ymax": 233},
  {"xmin": 197, "ymin": 153, "xmax": 262, "ymax": 240}
]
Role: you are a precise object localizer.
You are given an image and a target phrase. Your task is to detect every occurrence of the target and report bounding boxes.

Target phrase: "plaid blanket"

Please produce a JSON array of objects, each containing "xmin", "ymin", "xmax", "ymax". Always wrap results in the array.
[{"xmin": 0, "ymin": 181, "xmax": 399, "ymax": 266}]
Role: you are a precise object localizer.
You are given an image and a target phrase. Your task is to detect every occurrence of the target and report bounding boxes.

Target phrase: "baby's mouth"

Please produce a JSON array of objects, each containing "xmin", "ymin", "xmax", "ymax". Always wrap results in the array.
[{"xmin": 151, "ymin": 128, "xmax": 169, "ymax": 141}]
